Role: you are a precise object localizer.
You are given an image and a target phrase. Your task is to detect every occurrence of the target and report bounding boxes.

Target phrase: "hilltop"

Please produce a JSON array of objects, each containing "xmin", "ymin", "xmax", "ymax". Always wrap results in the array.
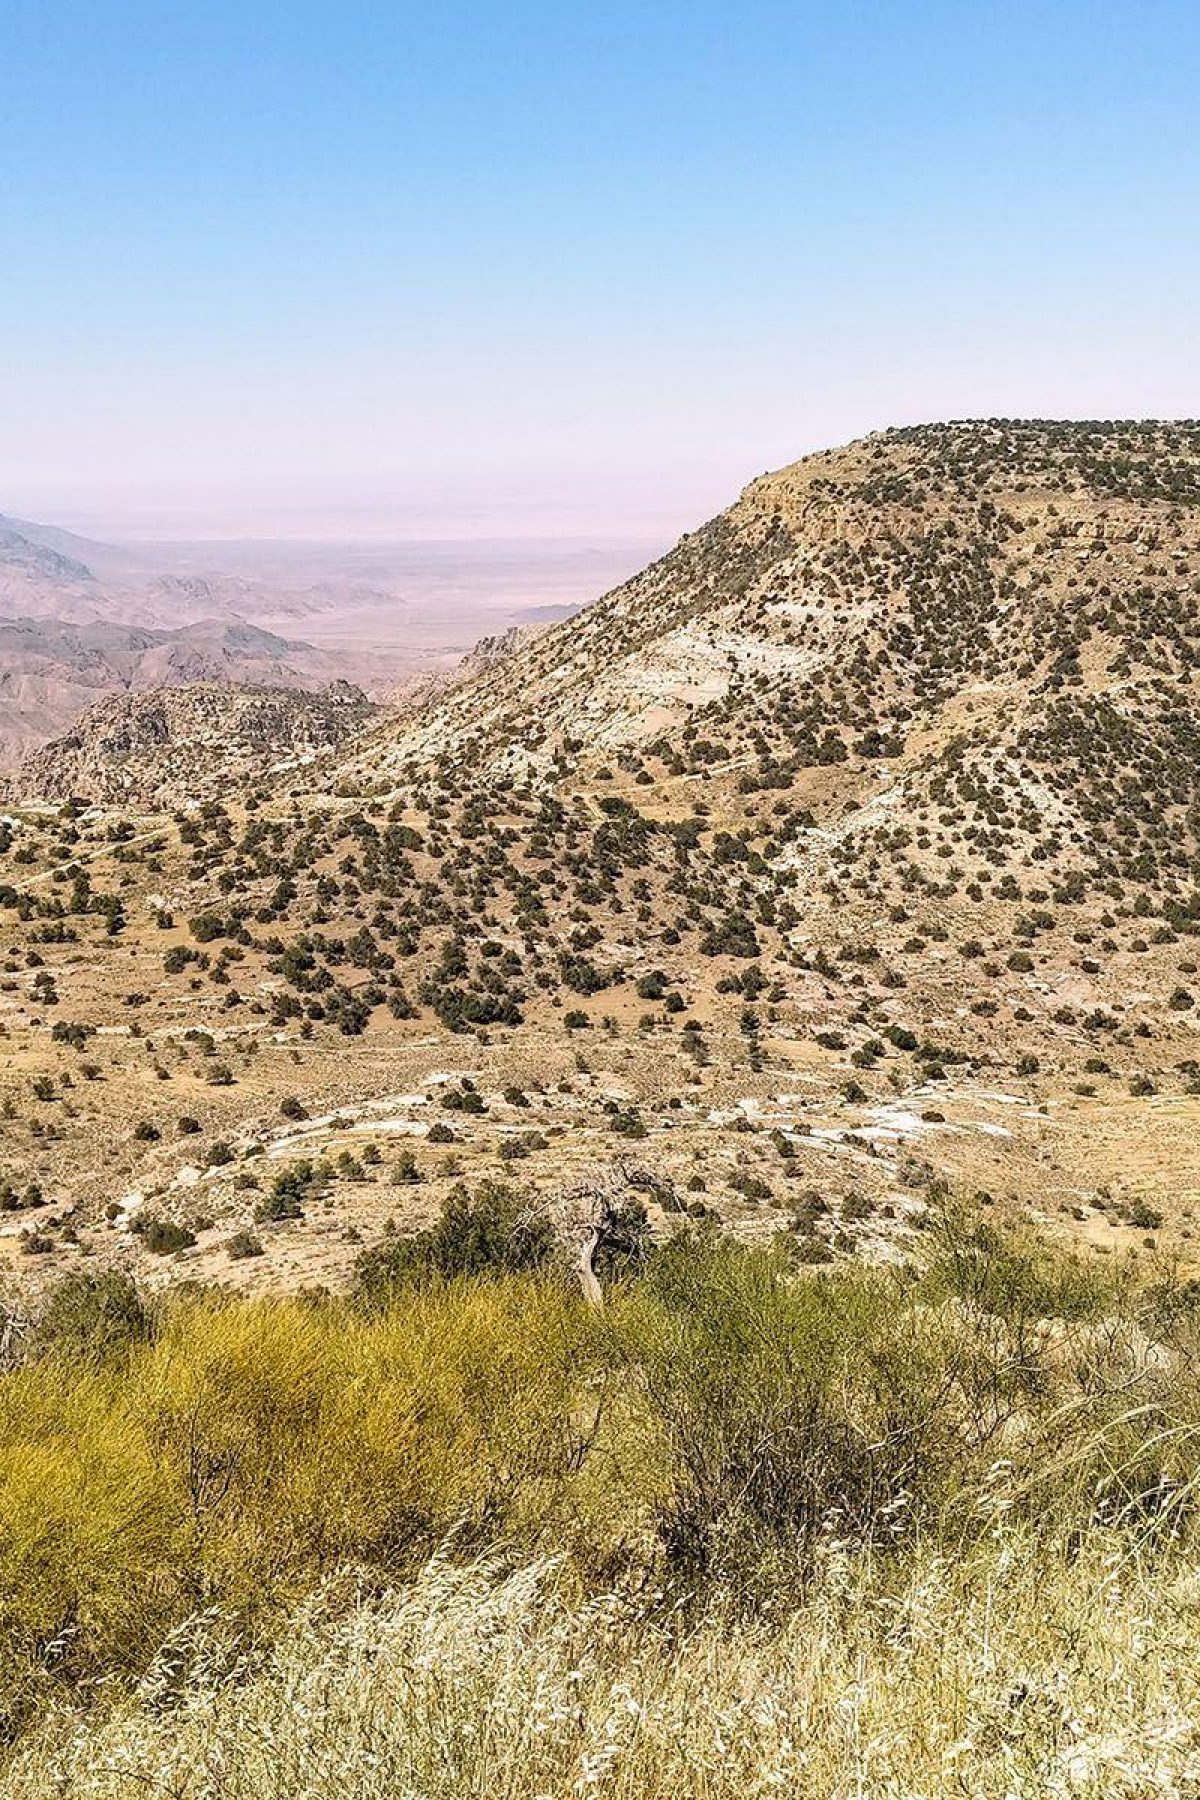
[
  {"xmin": 3, "ymin": 420, "xmax": 1200, "ymax": 1296},
  {"xmin": 0, "ymin": 616, "xmax": 364, "ymax": 764}
]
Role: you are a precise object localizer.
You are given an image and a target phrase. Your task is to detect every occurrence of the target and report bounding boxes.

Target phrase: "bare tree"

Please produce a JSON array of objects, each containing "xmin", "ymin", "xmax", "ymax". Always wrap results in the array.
[{"xmin": 544, "ymin": 1158, "xmax": 670, "ymax": 1305}]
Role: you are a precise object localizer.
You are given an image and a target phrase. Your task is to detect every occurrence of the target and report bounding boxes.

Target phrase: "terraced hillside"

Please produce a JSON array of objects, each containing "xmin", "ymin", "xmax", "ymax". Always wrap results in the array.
[{"xmin": 4, "ymin": 420, "xmax": 1200, "ymax": 1297}]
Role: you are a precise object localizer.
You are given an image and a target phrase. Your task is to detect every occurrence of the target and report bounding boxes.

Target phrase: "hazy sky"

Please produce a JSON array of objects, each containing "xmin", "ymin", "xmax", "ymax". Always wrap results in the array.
[{"xmin": 3, "ymin": 0, "xmax": 1199, "ymax": 539}]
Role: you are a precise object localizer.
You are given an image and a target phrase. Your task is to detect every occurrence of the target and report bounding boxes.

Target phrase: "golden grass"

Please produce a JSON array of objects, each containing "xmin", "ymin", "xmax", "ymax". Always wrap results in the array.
[
  {"xmin": 0, "ymin": 1279, "xmax": 610, "ymax": 1718},
  {"xmin": 8, "ymin": 1536, "xmax": 1200, "ymax": 1799},
  {"xmin": 5, "ymin": 1222, "xmax": 1200, "ymax": 1788}
]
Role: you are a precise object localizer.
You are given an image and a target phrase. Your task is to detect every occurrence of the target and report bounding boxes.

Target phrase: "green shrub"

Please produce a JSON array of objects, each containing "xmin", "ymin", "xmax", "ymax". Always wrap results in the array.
[
  {"xmin": 255, "ymin": 1159, "xmax": 322, "ymax": 1222},
  {"xmin": 355, "ymin": 1181, "xmax": 555, "ymax": 1299},
  {"xmin": 227, "ymin": 1230, "xmax": 265, "ymax": 1260},
  {"xmin": 28, "ymin": 1272, "xmax": 152, "ymax": 1366},
  {"xmin": 133, "ymin": 1217, "xmax": 196, "ymax": 1255}
]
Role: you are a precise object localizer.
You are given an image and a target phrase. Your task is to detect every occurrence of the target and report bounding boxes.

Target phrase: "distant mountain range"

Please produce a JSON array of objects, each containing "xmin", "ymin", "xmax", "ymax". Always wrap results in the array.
[
  {"xmin": 0, "ymin": 509, "xmax": 406, "ymax": 630},
  {"xmin": 0, "ymin": 515, "xmax": 108, "ymax": 612},
  {"xmin": 0, "ymin": 509, "xmax": 628, "ymax": 763},
  {"xmin": 0, "ymin": 613, "xmax": 353, "ymax": 763}
]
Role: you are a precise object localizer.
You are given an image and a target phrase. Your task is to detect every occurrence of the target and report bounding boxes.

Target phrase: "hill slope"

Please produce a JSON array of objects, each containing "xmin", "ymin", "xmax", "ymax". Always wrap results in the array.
[
  {"xmin": 3, "ymin": 421, "xmax": 1200, "ymax": 1294},
  {"xmin": 9, "ymin": 679, "xmax": 378, "ymax": 806}
]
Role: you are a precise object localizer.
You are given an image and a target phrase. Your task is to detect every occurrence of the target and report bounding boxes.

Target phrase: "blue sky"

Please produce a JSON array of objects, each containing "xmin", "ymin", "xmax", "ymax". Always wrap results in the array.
[{"xmin": 2, "ymin": 0, "xmax": 1198, "ymax": 536}]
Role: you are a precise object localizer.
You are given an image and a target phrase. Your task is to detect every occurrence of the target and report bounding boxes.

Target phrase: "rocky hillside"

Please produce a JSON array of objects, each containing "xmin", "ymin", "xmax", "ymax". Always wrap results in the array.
[
  {"xmin": 8, "ymin": 679, "xmax": 378, "ymax": 806},
  {"xmin": 335, "ymin": 418, "xmax": 1200, "ymax": 1050},
  {"xmin": 4, "ymin": 421, "xmax": 1200, "ymax": 1296},
  {"xmin": 368, "ymin": 420, "xmax": 1200, "ymax": 822},
  {"xmin": 0, "ymin": 615, "xmax": 359, "ymax": 765}
]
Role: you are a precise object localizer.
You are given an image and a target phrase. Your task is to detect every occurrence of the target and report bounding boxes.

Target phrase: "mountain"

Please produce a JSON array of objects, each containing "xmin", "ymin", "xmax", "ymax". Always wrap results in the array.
[
  {"xmin": 0, "ymin": 524, "xmax": 95, "ymax": 586},
  {"xmin": 3, "ymin": 420, "xmax": 1200, "ymax": 1298},
  {"xmin": 0, "ymin": 511, "xmax": 125, "ymax": 568},
  {"xmin": 0, "ymin": 520, "xmax": 368, "ymax": 632},
  {"xmin": 10, "ymin": 679, "xmax": 377, "ymax": 806},
  {"xmin": 0, "ymin": 519, "xmax": 102, "ymax": 619},
  {"xmin": 0, "ymin": 614, "xmax": 353, "ymax": 764}
]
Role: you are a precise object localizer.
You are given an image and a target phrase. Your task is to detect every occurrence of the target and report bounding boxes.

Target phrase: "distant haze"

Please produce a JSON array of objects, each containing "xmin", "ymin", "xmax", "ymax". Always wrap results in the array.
[
  {"xmin": 28, "ymin": 477, "xmax": 721, "ymax": 550},
  {"xmin": 0, "ymin": 496, "xmax": 668, "ymax": 763}
]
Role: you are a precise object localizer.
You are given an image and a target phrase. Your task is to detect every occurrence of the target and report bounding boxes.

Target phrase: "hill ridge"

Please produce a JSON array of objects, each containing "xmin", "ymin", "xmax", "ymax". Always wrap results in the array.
[{"xmin": 2, "ymin": 418, "xmax": 1200, "ymax": 1296}]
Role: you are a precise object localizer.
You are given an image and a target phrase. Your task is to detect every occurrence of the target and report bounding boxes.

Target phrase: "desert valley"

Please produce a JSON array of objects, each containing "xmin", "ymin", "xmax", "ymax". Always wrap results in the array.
[{"xmin": 0, "ymin": 509, "xmax": 649, "ymax": 762}]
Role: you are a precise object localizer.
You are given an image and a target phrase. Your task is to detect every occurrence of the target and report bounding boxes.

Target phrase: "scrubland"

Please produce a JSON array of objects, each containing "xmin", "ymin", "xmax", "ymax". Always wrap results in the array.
[{"xmin": 4, "ymin": 1211, "xmax": 1200, "ymax": 1795}]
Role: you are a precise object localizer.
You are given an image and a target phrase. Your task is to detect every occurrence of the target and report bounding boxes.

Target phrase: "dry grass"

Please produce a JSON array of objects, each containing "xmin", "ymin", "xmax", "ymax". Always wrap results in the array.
[
  {"xmin": 8, "ymin": 1537, "xmax": 1200, "ymax": 1799},
  {"xmin": 0, "ymin": 1278, "xmax": 609, "ymax": 1724},
  {"xmin": 5, "ymin": 1220, "xmax": 1200, "ymax": 1792}
]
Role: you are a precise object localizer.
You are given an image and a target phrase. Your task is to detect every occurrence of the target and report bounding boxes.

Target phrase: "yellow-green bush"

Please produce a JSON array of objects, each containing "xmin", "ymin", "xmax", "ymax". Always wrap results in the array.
[
  {"xmin": 0, "ymin": 1280, "xmax": 612, "ymax": 1723},
  {"xmin": 3, "ymin": 1221, "xmax": 1200, "ymax": 1744}
]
